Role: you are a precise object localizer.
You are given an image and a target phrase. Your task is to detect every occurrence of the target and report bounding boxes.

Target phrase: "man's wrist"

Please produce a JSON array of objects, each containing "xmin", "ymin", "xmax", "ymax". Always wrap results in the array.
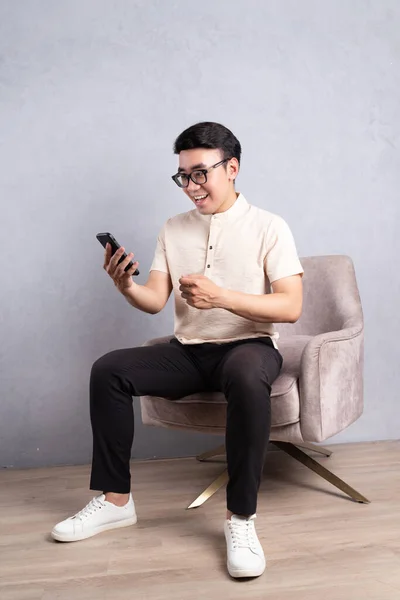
[
  {"xmin": 214, "ymin": 288, "xmax": 234, "ymax": 311},
  {"xmin": 121, "ymin": 281, "xmax": 138, "ymax": 299}
]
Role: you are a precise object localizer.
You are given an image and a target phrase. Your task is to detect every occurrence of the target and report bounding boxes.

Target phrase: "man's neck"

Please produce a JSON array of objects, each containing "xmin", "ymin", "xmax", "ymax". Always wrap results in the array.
[{"xmin": 214, "ymin": 191, "xmax": 239, "ymax": 214}]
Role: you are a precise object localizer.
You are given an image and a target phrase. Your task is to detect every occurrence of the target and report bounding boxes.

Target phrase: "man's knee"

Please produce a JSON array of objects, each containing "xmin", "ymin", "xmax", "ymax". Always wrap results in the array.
[
  {"xmin": 223, "ymin": 363, "xmax": 270, "ymax": 399},
  {"xmin": 90, "ymin": 350, "xmax": 124, "ymax": 385}
]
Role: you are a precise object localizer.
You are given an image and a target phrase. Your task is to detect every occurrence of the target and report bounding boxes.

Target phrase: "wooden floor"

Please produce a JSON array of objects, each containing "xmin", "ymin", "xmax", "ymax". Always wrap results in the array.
[{"xmin": 0, "ymin": 441, "xmax": 399, "ymax": 600}]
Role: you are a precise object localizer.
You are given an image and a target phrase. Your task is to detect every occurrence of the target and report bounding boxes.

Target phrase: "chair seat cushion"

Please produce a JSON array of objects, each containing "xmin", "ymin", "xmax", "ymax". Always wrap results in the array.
[{"xmin": 140, "ymin": 335, "xmax": 312, "ymax": 433}]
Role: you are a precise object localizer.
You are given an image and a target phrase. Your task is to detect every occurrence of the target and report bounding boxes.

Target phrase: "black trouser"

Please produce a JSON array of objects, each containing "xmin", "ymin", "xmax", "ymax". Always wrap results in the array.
[{"xmin": 89, "ymin": 336, "xmax": 282, "ymax": 516}]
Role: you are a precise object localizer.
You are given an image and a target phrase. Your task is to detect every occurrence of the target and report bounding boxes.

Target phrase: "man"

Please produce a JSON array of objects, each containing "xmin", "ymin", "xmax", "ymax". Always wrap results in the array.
[{"xmin": 52, "ymin": 122, "xmax": 303, "ymax": 579}]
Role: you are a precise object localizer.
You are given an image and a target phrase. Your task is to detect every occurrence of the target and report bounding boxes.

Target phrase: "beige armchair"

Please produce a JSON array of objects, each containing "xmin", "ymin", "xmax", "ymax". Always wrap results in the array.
[{"xmin": 140, "ymin": 255, "xmax": 370, "ymax": 507}]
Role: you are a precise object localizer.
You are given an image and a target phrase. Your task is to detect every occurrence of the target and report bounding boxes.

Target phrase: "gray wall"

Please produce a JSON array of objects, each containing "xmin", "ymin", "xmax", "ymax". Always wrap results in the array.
[{"xmin": 1, "ymin": 0, "xmax": 399, "ymax": 469}]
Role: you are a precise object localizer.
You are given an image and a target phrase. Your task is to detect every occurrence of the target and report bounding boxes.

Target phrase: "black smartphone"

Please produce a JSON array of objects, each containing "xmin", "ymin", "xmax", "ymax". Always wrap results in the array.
[{"xmin": 96, "ymin": 232, "xmax": 140, "ymax": 276}]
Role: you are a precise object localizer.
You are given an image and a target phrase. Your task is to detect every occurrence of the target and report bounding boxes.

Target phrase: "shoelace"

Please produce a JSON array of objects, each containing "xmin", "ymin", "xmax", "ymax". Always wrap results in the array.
[
  {"xmin": 72, "ymin": 496, "xmax": 106, "ymax": 521},
  {"xmin": 228, "ymin": 519, "xmax": 257, "ymax": 550}
]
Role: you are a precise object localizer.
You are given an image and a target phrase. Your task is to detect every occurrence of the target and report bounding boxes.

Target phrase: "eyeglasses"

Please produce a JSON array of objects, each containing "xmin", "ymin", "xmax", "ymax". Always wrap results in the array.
[{"xmin": 171, "ymin": 158, "xmax": 231, "ymax": 188}]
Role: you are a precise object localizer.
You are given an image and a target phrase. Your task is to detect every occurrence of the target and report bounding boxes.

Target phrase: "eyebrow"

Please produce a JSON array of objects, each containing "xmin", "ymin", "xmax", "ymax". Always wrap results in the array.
[{"xmin": 177, "ymin": 163, "xmax": 207, "ymax": 173}]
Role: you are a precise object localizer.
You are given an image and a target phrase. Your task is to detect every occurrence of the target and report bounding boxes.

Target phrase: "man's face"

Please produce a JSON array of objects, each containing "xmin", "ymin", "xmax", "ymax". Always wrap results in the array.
[{"xmin": 177, "ymin": 148, "xmax": 238, "ymax": 215}]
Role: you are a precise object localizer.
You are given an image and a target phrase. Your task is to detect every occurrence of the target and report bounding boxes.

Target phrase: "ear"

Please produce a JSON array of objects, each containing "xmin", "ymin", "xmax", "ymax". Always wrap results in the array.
[{"xmin": 227, "ymin": 158, "xmax": 239, "ymax": 182}]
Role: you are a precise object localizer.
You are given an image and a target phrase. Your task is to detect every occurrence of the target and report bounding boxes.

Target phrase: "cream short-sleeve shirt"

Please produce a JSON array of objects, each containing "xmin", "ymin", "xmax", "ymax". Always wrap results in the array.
[{"xmin": 150, "ymin": 193, "xmax": 303, "ymax": 347}]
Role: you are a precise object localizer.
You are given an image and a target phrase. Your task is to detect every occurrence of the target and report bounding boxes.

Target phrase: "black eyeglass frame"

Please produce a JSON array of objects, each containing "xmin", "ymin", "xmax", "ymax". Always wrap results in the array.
[{"xmin": 171, "ymin": 158, "xmax": 232, "ymax": 188}]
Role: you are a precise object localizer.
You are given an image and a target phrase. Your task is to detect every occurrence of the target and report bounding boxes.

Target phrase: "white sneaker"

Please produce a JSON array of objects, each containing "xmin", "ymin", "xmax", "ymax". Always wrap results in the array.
[
  {"xmin": 224, "ymin": 514, "xmax": 266, "ymax": 578},
  {"xmin": 51, "ymin": 493, "xmax": 137, "ymax": 542}
]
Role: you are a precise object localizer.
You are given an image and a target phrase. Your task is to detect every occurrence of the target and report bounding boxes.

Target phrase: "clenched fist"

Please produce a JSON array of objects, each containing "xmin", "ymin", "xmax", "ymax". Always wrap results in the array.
[{"xmin": 179, "ymin": 274, "xmax": 224, "ymax": 310}]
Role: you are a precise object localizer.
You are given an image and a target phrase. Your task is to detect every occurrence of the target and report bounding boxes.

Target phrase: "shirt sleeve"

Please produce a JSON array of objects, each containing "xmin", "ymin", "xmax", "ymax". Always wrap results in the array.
[
  {"xmin": 264, "ymin": 215, "xmax": 304, "ymax": 283},
  {"xmin": 149, "ymin": 223, "xmax": 170, "ymax": 274}
]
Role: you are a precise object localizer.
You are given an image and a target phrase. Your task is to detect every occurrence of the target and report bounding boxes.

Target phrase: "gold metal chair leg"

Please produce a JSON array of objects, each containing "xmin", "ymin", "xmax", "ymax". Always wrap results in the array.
[
  {"xmin": 273, "ymin": 442, "xmax": 370, "ymax": 504},
  {"xmin": 187, "ymin": 469, "xmax": 229, "ymax": 509},
  {"xmin": 196, "ymin": 441, "xmax": 332, "ymax": 462},
  {"xmin": 295, "ymin": 441, "xmax": 332, "ymax": 457},
  {"xmin": 196, "ymin": 443, "xmax": 226, "ymax": 462}
]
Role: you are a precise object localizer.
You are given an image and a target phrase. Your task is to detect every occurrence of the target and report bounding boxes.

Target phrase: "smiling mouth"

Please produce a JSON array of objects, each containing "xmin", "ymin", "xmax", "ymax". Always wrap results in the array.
[{"xmin": 192, "ymin": 194, "xmax": 209, "ymax": 205}]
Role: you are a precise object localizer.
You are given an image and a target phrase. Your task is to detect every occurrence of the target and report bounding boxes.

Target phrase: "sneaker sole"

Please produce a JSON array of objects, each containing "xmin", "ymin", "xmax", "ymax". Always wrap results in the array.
[
  {"xmin": 51, "ymin": 514, "xmax": 137, "ymax": 542},
  {"xmin": 227, "ymin": 562, "xmax": 266, "ymax": 578}
]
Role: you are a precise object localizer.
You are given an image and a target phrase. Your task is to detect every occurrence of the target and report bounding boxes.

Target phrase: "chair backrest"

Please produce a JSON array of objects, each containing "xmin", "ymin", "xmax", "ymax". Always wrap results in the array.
[{"xmin": 276, "ymin": 255, "xmax": 363, "ymax": 338}]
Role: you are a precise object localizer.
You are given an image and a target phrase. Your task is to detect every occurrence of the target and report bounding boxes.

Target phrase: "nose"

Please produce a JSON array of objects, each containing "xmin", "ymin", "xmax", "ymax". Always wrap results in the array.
[{"xmin": 186, "ymin": 178, "xmax": 201, "ymax": 193}]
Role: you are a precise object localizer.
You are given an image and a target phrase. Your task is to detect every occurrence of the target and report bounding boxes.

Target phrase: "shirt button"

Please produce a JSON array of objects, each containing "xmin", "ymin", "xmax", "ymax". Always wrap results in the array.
[
  {"xmin": 207, "ymin": 264, "xmax": 210, "ymax": 268},
  {"xmin": 209, "ymin": 246, "xmax": 213, "ymax": 250}
]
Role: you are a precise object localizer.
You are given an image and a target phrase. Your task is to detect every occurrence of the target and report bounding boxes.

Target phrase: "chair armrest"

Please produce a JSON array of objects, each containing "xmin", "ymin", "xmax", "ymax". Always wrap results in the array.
[{"xmin": 299, "ymin": 325, "xmax": 364, "ymax": 442}]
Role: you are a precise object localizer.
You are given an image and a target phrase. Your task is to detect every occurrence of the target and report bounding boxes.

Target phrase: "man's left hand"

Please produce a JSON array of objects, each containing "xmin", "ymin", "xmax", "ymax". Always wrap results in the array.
[{"xmin": 179, "ymin": 274, "xmax": 224, "ymax": 310}]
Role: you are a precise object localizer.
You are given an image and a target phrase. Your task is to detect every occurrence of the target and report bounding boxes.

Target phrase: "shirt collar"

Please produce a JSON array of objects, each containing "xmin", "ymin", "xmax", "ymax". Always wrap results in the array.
[{"xmin": 196, "ymin": 193, "xmax": 249, "ymax": 223}]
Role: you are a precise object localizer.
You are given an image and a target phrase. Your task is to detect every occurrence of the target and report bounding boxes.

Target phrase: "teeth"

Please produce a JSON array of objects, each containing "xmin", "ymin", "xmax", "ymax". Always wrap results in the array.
[{"xmin": 194, "ymin": 195, "xmax": 208, "ymax": 201}]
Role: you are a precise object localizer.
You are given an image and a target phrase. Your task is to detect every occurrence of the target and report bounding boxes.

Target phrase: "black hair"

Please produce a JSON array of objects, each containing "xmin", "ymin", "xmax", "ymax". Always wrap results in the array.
[{"xmin": 173, "ymin": 121, "xmax": 241, "ymax": 165}]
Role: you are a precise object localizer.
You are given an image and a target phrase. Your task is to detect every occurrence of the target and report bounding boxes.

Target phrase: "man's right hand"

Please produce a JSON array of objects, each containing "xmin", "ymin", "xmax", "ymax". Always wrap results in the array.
[{"xmin": 103, "ymin": 243, "xmax": 139, "ymax": 293}]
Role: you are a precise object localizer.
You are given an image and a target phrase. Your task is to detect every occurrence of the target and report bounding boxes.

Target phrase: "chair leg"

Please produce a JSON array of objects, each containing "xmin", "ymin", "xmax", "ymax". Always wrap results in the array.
[
  {"xmin": 187, "ymin": 468, "xmax": 229, "ymax": 509},
  {"xmin": 273, "ymin": 442, "xmax": 370, "ymax": 504},
  {"xmin": 196, "ymin": 442, "xmax": 332, "ymax": 461},
  {"xmin": 294, "ymin": 441, "xmax": 332, "ymax": 457},
  {"xmin": 196, "ymin": 443, "xmax": 226, "ymax": 462}
]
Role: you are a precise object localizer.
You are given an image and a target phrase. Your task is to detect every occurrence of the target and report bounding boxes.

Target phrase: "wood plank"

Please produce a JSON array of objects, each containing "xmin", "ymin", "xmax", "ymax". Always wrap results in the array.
[{"xmin": 0, "ymin": 441, "xmax": 399, "ymax": 599}]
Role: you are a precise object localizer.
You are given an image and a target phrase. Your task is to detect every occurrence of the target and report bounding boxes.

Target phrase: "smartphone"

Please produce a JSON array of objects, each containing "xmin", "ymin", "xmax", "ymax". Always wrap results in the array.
[{"xmin": 96, "ymin": 232, "xmax": 140, "ymax": 276}]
